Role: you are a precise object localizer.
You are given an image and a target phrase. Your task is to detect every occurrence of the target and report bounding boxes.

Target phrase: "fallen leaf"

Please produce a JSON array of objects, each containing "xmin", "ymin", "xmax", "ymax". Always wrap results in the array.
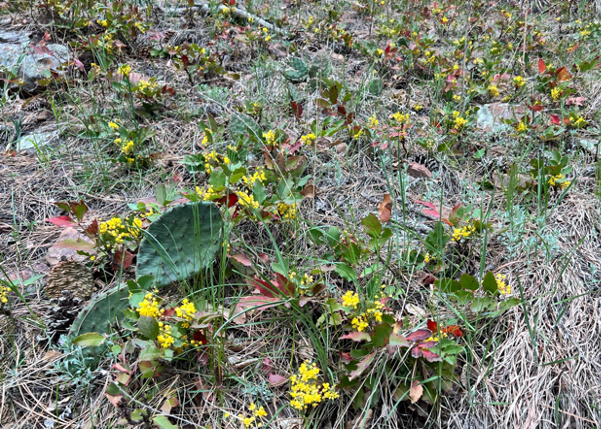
[
  {"xmin": 410, "ymin": 381, "xmax": 423, "ymax": 403},
  {"xmin": 46, "ymin": 215, "xmax": 75, "ymax": 227},
  {"xmin": 300, "ymin": 184, "xmax": 316, "ymax": 198},
  {"xmin": 349, "ymin": 351, "xmax": 376, "ymax": 381},
  {"xmin": 406, "ymin": 329, "xmax": 432, "ymax": 342},
  {"xmin": 230, "ymin": 253, "xmax": 252, "ymax": 266},
  {"xmin": 407, "ymin": 162, "xmax": 432, "ymax": 179},
  {"xmin": 378, "ymin": 194, "xmax": 393, "ymax": 222},
  {"xmin": 268, "ymin": 373, "xmax": 288, "ymax": 386},
  {"xmin": 340, "ymin": 332, "xmax": 371, "ymax": 342}
]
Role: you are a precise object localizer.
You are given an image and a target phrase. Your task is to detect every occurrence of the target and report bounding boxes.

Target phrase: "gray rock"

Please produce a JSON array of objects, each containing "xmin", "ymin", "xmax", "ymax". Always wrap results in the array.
[
  {"xmin": 0, "ymin": 31, "xmax": 70, "ymax": 92},
  {"xmin": 19, "ymin": 44, "xmax": 71, "ymax": 92},
  {"xmin": 476, "ymin": 103, "xmax": 525, "ymax": 134},
  {"xmin": 579, "ymin": 139, "xmax": 599, "ymax": 155},
  {"xmin": 16, "ymin": 130, "xmax": 60, "ymax": 153}
]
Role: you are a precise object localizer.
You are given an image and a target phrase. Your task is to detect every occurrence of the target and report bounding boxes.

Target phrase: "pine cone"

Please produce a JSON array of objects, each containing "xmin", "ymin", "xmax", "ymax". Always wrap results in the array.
[
  {"xmin": 45, "ymin": 259, "xmax": 94, "ymax": 300},
  {"xmin": 45, "ymin": 291, "xmax": 84, "ymax": 342}
]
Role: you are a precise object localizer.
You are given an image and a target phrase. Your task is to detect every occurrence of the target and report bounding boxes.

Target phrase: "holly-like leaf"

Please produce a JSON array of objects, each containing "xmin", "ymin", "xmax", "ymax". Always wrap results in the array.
[
  {"xmin": 406, "ymin": 329, "xmax": 431, "ymax": 342},
  {"xmin": 153, "ymin": 415, "xmax": 178, "ymax": 429},
  {"xmin": 230, "ymin": 253, "xmax": 252, "ymax": 266},
  {"xmin": 70, "ymin": 200, "xmax": 88, "ymax": 222},
  {"xmin": 460, "ymin": 273, "xmax": 479, "ymax": 291},
  {"xmin": 46, "ymin": 215, "xmax": 75, "ymax": 227},
  {"xmin": 340, "ymin": 332, "xmax": 371, "ymax": 342},
  {"xmin": 113, "ymin": 249, "xmax": 135, "ymax": 270},
  {"xmin": 372, "ymin": 323, "xmax": 393, "ymax": 347},
  {"xmin": 349, "ymin": 351, "xmax": 376, "ymax": 381},
  {"xmin": 138, "ymin": 316, "xmax": 159, "ymax": 340},
  {"xmin": 482, "ymin": 271, "xmax": 498, "ymax": 294},
  {"xmin": 361, "ymin": 213, "xmax": 382, "ymax": 238},
  {"xmin": 389, "ymin": 333, "xmax": 410, "ymax": 347},
  {"xmin": 420, "ymin": 348, "xmax": 442, "ymax": 362}
]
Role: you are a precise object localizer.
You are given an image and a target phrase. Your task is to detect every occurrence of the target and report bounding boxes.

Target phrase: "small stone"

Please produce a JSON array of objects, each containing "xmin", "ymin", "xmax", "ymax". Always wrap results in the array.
[
  {"xmin": 476, "ymin": 103, "xmax": 525, "ymax": 133},
  {"xmin": 16, "ymin": 129, "xmax": 59, "ymax": 153}
]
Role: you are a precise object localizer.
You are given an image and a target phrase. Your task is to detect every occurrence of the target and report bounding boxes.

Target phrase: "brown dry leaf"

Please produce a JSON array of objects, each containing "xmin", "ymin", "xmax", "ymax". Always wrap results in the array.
[
  {"xmin": 378, "ymin": 194, "xmax": 393, "ymax": 222},
  {"xmin": 407, "ymin": 162, "xmax": 432, "ymax": 179},
  {"xmin": 300, "ymin": 184, "xmax": 316, "ymax": 198}
]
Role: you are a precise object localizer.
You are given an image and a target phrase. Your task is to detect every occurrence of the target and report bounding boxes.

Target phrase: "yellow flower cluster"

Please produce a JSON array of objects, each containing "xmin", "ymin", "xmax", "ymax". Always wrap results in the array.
[
  {"xmin": 367, "ymin": 115, "xmax": 379, "ymax": 128},
  {"xmin": 175, "ymin": 299, "xmax": 196, "ymax": 320},
  {"xmin": 0, "ymin": 284, "xmax": 10, "ymax": 304},
  {"xmin": 109, "ymin": 121, "xmax": 119, "ymax": 130},
  {"xmin": 226, "ymin": 403, "xmax": 268, "ymax": 428},
  {"xmin": 118, "ymin": 64, "xmax": 131, "ymax": 77},
  {"xmin": 393, "ymin": 112, "xmax": 410, "ymax": 124},
  {"xmin": 548, "ymin": 174, "xmax": 570, "ymax": 189},
  {"xmin": 487, "ymin": 85, "xmax": 500, "ymax": 97},
  {"xmin": 289, "ymin": 361, "xmax": 339, "ymax": 411},
  {"xmin": 495, "ymin": 273, "xmax": 511, "ymax": 296},
  {"xmin": 238, "ymin": 191, "xmax": 260, "ymax": 210},
  {"xmin": 451, "ymin": 223, "xmax": 476, "ymax": 242},
  {"xmin": 453, "ymin": 115, "xmax": 468, "ymax": 130},
  {"xmin": 426, "ymin": 330, "xmax": 447, "ymax": 343},
  {"xmin": 513, "ymin": 76, "xmax": 525, "ymax": 88},
  {"xmin": 573, "ymin": 116, "xmax": 586, "ymax": 128},
  {"xmin": 135, "ymin": 79, "xmax": 159, "ymax": 92},
  {"xmin": 342, "ymin": 291, "xmax": 360, "ymax": 309},
  {"xmin": 121, "ymin": 140, "xmax": 135, "ymax": 155},
  {"xmin": 195, "ymin": 185, "xmax": 219, "ymax": 201},
  {"xmin": 157, "ymin": 322, "xmax": 175, "ymax": 349},
  {"xmin": 277, "ymin": 202, "xmax": 297, "ymax": 220},
  {"xmin": 263, "ymin": 130, "xmax": 277, "ymax": 148},
  {"xmin": 300, "ymin": 133, "xmax": 316, "ymax": 146},
  {"xmin": 99, "ymin": 216, "xmax": 143, "ymax": 245},
  {"xmin": 242, "ymin": 168, "xmax": 266, "ymax": 186},
  {"xmin": 300, "ymin": 273, "xmax": 313, "ymax": 286},
  {"xmin": 550, "ymin": 87, "xmax": 562, "ymax": 101},
  {"xmin": 516, "ymin": 122, "xmax": 527, "ymax": 133},
  {"xmin": 138, "ymin": 291, "xmax": 164, "ymax": 318}
]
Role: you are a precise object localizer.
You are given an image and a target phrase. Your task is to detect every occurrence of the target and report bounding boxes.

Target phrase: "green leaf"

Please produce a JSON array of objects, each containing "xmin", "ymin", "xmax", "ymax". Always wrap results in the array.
[
  {"xmin": 471, "ymin": 297, "xmax": 495, "ymax": 312},
  {"xmin": 253, "ymin": 181, "xmax": 267, "ymax": 204},
  {"xmin": 138, "ymin": 316, "xmax": 159, "ymax": 340},
  {"xmin": 155, "ymin": 184, "xmax": 167, "ymax": 207},
  {"xmin": 335, "ymin": 263, "xmax": 358, "ymax": 283},
  {"xmin": 425, "ymin": 222, "xmax": 450, "ymax": 252},
  {"xmin": 153, "ymin": 415, "xmax": 178, "ymax": 429},
  {"xmin": 372, "ymin": 323, "xmax": 393, "ymax": 347},
  {"xmin": 72, "ymin": 332, "xmax": 105, "ymax": 348},
  {"xmin": 460, "ymin": 274, "xmax": 479, "ymax": 291},
  {"xmin": 500, "ymin": 298, "xmax": 521, "ymax": 311},
  {"xmin": 361, "ymin": 213, "xmax": 382, "ymax": 238},
  {"xmin": 139, "ymin": 343, "xmax": 164, "ymax": 361},
  {"xmin": 436, "ymin": 278, "xmax": 462, "ymax": 293},
  {"xmin": 482, "ymin": 271, "xmax": 498, "ymax": 294}
]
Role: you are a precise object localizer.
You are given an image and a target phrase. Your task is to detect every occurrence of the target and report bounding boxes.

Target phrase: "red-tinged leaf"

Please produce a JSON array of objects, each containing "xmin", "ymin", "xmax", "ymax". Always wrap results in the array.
[
  {"xmin": 406, "ymin": 329, "xmax": 432, "ymax": 342},
  {"xmin": 47, "ymin": 215, "xmax": 75, "ymax": 227},
  {"xmin": 54, "ymin": 239, "xmax": 95, "ymax": 251},
  {"xmin": 112, "ymin": 363, "xmax": 132, "ymax": 373},
  {"xmin": 556, "ymin": 67, "xmax": 572, "ymax": 82},
  {"xmin": 442, "ymin": 324, "xmax": 463, "ymax": 337},
  {"xmin": 290, "ymin": 101, "xmax": 303, "ymax": 120},
  {"xmin": 411, "ymin": 346, "xmax": 423, "ymax": 358},
  {"xmin": 236, "ymin": 295, "xmax": 282, "ymax": 312},
  {"xmin": 538, "ymin": 59, "xmax": 546, "ymax": 74},
  {"xmin": 426, "ymin": 319, "xmax": 438, "ymax": 333},
  {"xmin": 230, "ymin": 253, "xmax": 252, "ymax": 266},
  {"xmin": 389, "ymin": 333, "xmax": 410, "ymax": 347},
  {"xmin": 527, "ymin": 103, "xmax": 544, "ymax": 112},
  {"xmin": 410, "ymin": 381, "xmax": 423, "ymax": 403},
  {"xmin": 192, "ymin": 330, "xmax": 207, "ymax": 345},
  {"xmin": 420, "ymin": 348, "xmax": 442, "ymax": 362},
  {"xmin": 105, "ymin": 393, "xmax": 123, "ymax": 407},
  {"xmin": 252, "ymin": 278, "xmax": 278, "ymax": 298},
  {"xmin": 84, "ymin": 219, "xmax": 98, "ymax": 235},
  {"xmin": 73, "ymin": 58, "xmax": 84, "ymax": 72},
  {"xmin": 418, "ymin": 341, "xmax": 437, "ymax": 349},
  {"xmin": 216, "ymin": 193, "xmax": 238, "ymax": 208},
  {"xmin": 565, "ymin": 96, "xmax": 585, "ymax": 106},
  {"xmin": 298, "ymin": 295, "xmax": 312, "ymax": 307},
  {"xmin": 567, "ymin": 43, "xmax": 579, "ymax": 53},
  {"xmin": 550, "ymin": 114, "xmax": 561, "ymax": 125},
  {"xmin": 421, "ymin": 274, "xmax": 436, "ymax": 285},
  {"xmin": 258, "ymin": 253, "xmax": 269, "ymax": 263},
  {"xmin": 113, "ymin": 249, "xmax": 135, "ymax": 269},
  {"xmin": 262, "ymin": 358, "xmax": 273, "ymax": 373},
  {"xmin": 268, "ymin": 373, "xmax": 287, "ymax": 386},
  {"xmin": 349, "ymin": 351, "xmax": 376, "ymax": 381},
  {"xmin": 340, "ymin": 332, "xmax": 371, "ymax": 342},
  {"xmin": 160, "ymin": 397, "xmax": 179, "ymax": 414},
  {"xmin": 340, "ymin": 352, "xmax": 353, "ymax": 363},
  {"xmin": 274, "ymin": 273, "xmax": 295, "ymax": 297},
  {"xmin": 378, "ymin": 193, "xmax": 393, "ymax": 222}
]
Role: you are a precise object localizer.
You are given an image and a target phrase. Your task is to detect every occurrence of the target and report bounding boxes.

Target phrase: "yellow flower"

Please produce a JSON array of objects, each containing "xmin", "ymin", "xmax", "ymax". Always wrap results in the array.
[
  {"xmin": 495, "ymin": 273, "xmax": 511, "ymax": 295},
  {"xmin": 109, "ymin": 121, "xmax": 119, "ymax": 130},
  {"xmin": 516, "ymin": 122, "xmax": 527, "ymax": 133},
  {"xmin": 118, "ymin": 64, "xmax": 131, "ymax": 77},
  {"xmin": 300, "ymin": 133, "xmax": 316, "ymax": 146},
  {"xmin": 263, "ymin": 130, "xmax": 277, "ymax": 148},
  {"xmin": 487, "ymin": 85, "xmax": 500, "ymax": 97},
  {"xmin": 138, "ymin": 292, "xmax": 163, "ymax": 318},
  {"xmin": 550, "ymin": 87, "xmax": 562, "ymax": 101},
  {"xmin": 367, "ymin": 114, "xmax": 379, "ymax": 128},
  {"xmin": 513, "ymin": 76, "xmax": 525, "ymax": 88},
  {"xmin": 453, "ymin": 115, "xmax": 468, "ymax": 130},
  {"xmin": 451, "ymin": 222, "xmax": 477, "ymax": 242},
  {"xmin": 342, "ymin": 291, "xmax": 360, "ymax": 309}
]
